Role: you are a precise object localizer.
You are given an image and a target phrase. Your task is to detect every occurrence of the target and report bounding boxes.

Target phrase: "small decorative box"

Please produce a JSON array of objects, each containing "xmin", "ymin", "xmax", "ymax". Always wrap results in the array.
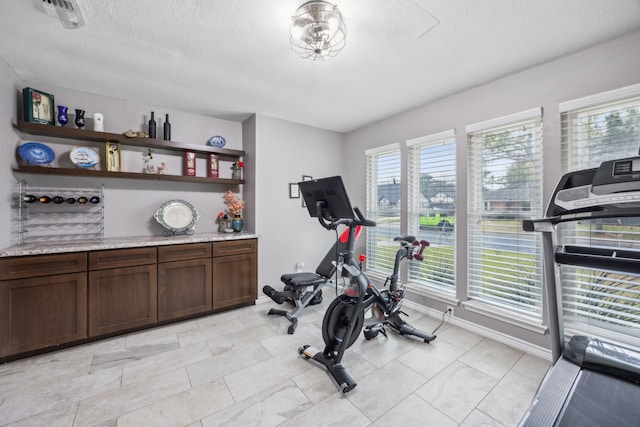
[
  {"xmin": 185, "ymin": 151, "xmax": 196, "ymax": 176},
  {"xmin": 209, "ymin": 154, "xmax": 219, "ymax": 178}
]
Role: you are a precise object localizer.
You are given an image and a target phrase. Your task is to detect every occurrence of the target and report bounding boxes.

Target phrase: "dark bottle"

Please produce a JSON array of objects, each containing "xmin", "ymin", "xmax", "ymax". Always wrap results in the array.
[
  {"xmin": 149, "ymin": 111, "xmax": 157, "ymax": 138},
  {"xmin": 164, "ymin": 113, "xmax": 171, "ymax": 140},
  {"xmin": 52, "ymin": 196, "xmax": 65, "ymax": 204},
  {"xmin": 23, "ymin": 194, "xmax": 36, "ymax": 203}
]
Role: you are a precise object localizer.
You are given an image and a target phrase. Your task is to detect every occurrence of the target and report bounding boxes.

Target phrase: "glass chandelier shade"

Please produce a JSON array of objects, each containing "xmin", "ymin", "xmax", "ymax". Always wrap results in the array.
[{"xmin": 289, "ymin": 1, "xmax": 347, "ymax": 60}]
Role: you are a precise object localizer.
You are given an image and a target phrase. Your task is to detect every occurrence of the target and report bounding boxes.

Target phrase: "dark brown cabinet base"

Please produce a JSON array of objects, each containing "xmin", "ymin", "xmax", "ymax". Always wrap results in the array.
[{"xmin": 0, "ymin": 238, "xmax": 257, "ymax": 361}]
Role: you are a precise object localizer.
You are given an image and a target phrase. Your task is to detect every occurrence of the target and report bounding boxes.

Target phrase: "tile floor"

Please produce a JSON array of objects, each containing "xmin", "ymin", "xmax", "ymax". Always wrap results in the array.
[{"xmin": 0, "ymin": 289, "xmax": 550, "ymax": 426}]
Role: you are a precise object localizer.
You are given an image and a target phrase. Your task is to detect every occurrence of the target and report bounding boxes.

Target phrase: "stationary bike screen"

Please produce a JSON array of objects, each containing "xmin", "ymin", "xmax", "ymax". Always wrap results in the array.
[{"xmin": 298, "ymin": 176, "xmax": 355, "ymax": 220}]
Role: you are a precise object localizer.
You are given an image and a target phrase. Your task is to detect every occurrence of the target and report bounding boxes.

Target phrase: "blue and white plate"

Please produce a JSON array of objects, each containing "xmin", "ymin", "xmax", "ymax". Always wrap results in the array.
[
  {"xmin": 207, "ymin": 135, "xmax": 226, "ymax": 148},
  {"xmin": 70, "ymin": 146, "xmax": 100, "ymax": 168},
  {"xmin": 18, "ymin": 142, "xmax": 55, "ymax": 165}
]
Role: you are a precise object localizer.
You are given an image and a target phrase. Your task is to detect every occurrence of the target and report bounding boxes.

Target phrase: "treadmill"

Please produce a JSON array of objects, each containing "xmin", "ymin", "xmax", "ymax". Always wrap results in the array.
[{"xmin": 520, "ymin": 157, "xmax": 640, "ymax": 427}]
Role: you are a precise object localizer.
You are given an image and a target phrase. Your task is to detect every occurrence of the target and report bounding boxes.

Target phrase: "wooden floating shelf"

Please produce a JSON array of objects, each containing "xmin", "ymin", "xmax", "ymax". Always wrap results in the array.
[
  {"xmin": 16, "ymin": 121, "xmax": 245, "ymax": 158},
  {"xmin": 14, "ymin": 165, "xmax": 245, "ymax": 185}
]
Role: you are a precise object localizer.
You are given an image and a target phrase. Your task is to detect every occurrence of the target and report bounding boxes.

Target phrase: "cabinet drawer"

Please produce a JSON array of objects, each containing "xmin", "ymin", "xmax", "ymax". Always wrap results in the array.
[
  {"xmin": 89, "ymin": 247, "xmax": 157, "ymax": 270},
  {"xmin": 0, "ymin": 253, "xmax": 87, "ymax": 281},
  {"xmin": 158, "ymin": 243, "xmax": 212, "ymax": 263},
  {"xmin": 212, "ymin": 239, "xmax": 257, "ymax": 257}
]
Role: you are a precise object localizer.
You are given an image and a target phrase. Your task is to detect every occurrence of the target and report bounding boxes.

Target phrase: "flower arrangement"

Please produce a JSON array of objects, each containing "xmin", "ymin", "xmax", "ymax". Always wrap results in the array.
[
  {"xmin": 216, "ymin": 212, "xmax": 229, "ymax": 223},
  {"xmin": 224, "ymin": 189, "xmax": 245, "ymax": 216},
  {"xmin": 231, "ymin": 161, "xmax": 245, "ymax": 171}
]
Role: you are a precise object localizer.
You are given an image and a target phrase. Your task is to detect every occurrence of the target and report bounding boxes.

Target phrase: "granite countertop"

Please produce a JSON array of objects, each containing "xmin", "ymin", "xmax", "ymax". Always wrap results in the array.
[{"xmin": 0, "ymin": 232, "xmax": 259, "ymax": 257}]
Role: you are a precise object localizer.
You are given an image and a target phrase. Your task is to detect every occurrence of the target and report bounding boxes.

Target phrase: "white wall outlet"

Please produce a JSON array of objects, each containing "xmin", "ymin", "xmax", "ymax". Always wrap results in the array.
[
  {"xmin": 296, "ymin": 262, "xmax": 304, "ymax": 272},
  {"xmin": 447, "ymin": 305, "xmax": 455, "ymax": 316}
]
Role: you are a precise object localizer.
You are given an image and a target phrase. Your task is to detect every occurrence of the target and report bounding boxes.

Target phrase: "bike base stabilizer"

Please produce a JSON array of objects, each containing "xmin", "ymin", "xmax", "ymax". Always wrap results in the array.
[{"xmin": 298, "ymin": 345, "xmax": 357, "ymax": 395}]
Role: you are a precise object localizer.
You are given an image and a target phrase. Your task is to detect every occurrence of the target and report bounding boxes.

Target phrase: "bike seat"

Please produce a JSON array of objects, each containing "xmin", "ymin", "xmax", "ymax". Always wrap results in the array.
[
  {"xmin": 281, "ymin": 272, "xmax": 328, "ymax": 288},
  {"xmin": 393, "ymin": 235, "xmax": 416, "ymax": 243}
]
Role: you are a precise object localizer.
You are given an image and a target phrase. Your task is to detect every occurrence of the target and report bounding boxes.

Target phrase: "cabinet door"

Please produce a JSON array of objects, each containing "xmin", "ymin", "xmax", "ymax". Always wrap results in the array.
[
  {"xmin": 212, "ymin": 253, "xmax": 257, "ymax": 310},
  {"xmin": 0, "ymin": 273, "xmax": 87, "ymax": 357},
  {"xmin": 88, "ymin": 264, "xmax": 157, "ymax": 337},
  {"xmin": 158, "ymin": 258, "xmax": 212, "ymax": 322}
]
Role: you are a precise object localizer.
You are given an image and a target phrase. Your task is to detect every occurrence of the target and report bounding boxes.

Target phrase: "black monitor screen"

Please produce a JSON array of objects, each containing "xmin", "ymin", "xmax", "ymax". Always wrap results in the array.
[{"xmin": 298, "ymin": 176, "xmax": 354, "ymax": 220}]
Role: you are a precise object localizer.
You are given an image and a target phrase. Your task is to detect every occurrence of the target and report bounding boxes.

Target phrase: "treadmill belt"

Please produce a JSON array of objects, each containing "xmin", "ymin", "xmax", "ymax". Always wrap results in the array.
[{"xmin": 557, "ymin": 369, "xmax": 640, "ymax": 427}]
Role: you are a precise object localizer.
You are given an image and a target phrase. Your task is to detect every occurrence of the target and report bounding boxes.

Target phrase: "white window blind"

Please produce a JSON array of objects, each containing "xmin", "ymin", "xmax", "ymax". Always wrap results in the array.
[
  {"xmin": 366, "ymin": 144, "xmax": 401, "ymax": 278},
  {"xmin": 467, "ymin": 111, "xmax": 543, "ymax": 317},
  {"xmin": 407, "ymin": 131, "xmax": 456, "ymax": 292},
  {"xmin": 559, "ymin": 92, "xmax": 640, "ymax": 345}
]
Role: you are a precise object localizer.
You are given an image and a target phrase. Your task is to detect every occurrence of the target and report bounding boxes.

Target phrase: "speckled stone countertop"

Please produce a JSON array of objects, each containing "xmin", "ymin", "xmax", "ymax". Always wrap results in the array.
[{"xmin": 0, "ymin": 232, "xmax": 259, "ymax": 257}]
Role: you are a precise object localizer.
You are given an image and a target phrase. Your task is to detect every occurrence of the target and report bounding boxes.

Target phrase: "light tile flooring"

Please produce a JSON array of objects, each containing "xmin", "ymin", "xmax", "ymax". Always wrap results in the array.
[{"xmin": 0, "ymin": 289, "xmax": 550, "ymax": 426}]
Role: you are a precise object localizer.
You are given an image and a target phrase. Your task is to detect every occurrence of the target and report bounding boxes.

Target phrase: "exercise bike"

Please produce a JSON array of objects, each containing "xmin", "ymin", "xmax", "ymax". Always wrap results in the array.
[
  {"xmin": 357, "ymin": 234, "xmax": 434, "ymax": 343},
  {"xmin": 296, "ymin": 176, "xmax": 436, "ymax": 394}
]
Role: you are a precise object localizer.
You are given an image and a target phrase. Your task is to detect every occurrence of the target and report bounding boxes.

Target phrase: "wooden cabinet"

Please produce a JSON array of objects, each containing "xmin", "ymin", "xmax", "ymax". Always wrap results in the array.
[
  {"xmin": 88, "ymin": 248, "xmax": 157, "ymax": 337},
  {"xmin": 212, "ymin": 239, "xmax": 257, "ymax": 310},
  {"xmin": 0, "ymin": 253, "xmax": 87, "ymax": 356},
  {"xmin": 0, "ymin": 238, "xmax": 257, "ymax": 360},
  {"xmin": 158, "ymin": 243, "xmax": 212, "ymax": 322}
]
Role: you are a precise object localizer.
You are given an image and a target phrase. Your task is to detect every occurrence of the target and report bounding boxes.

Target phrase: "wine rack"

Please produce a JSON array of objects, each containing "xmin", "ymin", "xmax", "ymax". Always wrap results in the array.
[{"xmin": 15, "ymin": 182, "xmax": 104, "ymax": 245}]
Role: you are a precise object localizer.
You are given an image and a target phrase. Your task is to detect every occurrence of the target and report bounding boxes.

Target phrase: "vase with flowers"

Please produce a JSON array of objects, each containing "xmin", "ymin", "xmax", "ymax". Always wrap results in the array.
[
  {"xmin": 231, "ymin": 161, "xmax": 244, "ymax": 180},
  {"xmin": 216, "ymin": 212, "xmax": 230, "ymax": 233},
  {"xmin": 224, "ymin": 189, "xmax": 245, "ymax": 232}
]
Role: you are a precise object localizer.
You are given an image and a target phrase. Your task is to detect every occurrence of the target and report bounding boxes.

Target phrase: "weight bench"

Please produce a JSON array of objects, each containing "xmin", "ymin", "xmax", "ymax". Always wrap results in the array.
[{"xmin": 263, "ymin": 226, "xmax": 360, "ymax": 334}]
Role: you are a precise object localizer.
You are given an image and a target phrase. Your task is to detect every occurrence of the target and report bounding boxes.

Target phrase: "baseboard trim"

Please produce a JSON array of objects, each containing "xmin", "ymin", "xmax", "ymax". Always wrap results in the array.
[{"xmin": 402, "ymin": 299, "xmax": 552, "ymax": 361}]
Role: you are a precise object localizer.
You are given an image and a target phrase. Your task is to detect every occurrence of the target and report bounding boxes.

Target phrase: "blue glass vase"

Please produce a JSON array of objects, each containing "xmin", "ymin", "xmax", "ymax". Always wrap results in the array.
[
  {"xmin": 57, "ymin": 105, "xmax": 68, "ymax": 126},
  {"xmin": 231, "ymin": 216, "xmax": 244, "ymax": 232}
]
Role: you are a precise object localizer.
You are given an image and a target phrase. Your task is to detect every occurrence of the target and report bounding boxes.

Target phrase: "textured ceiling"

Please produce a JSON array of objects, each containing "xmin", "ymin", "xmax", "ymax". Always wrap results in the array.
[{"xmin": 1, "ymin": 0, "xmax": 640, "ymax": 133}]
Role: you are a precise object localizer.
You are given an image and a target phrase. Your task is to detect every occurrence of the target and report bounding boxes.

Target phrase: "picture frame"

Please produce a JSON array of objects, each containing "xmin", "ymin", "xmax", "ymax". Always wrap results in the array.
[
  {"xmin": 106, "ymin": 141, "xmax": 121, "ymax": 172},
  {"xmin": 289, "ymin": 183, "xmax": 300, "ymax": 199},
  {"xmin": 23, "ymin": 87, "xmax": 55, "ymax": 125}
]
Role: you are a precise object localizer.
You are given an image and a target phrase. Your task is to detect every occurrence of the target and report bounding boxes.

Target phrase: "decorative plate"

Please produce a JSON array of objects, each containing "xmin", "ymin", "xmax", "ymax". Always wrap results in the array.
[
  {"xmin": 154, "ymin": 199, "xmax": 201, "ymax": 233},
  {"xmin": 207, "ymin": 135, "xmax": 226, "ymax": 148},
  {"xmin": 18, "ymin": 142, "xmax": 55, "ymax": 165},
  {"xmin": 70, "ymin": 146, "xmax": 100, "ymax": 168}
]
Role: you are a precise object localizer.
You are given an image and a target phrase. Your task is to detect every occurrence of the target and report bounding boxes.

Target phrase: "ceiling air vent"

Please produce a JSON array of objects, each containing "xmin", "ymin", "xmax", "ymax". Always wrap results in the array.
[{"xmin": 37, "ymin": 0, "xmax": 84, "ymax": 29}]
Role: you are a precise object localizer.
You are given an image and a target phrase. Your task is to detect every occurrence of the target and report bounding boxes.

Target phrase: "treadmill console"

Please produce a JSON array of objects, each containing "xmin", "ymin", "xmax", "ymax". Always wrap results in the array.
[{"xmin": 550, "ymin": 156, "xmax": 640, "ymax": 215}]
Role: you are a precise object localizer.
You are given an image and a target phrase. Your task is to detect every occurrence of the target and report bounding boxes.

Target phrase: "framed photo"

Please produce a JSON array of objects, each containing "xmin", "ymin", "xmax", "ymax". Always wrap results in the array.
[
  {"xmin": 106, "ymin": 141, "xmax": 121, "ymax": 172},
  {"xmin": 289, "ymin": 183, "xmax": 300, "ymax": 199},
  {"xmin": 23, "ymin": 87, "xmax": 55, "ymax": 125}
]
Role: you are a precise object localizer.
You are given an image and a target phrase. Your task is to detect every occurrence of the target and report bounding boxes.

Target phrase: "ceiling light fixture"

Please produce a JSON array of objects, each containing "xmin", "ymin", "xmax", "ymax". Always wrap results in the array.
[{"xmin": 289, "ymin": 1, "xmax": 346, "ymax": 61}]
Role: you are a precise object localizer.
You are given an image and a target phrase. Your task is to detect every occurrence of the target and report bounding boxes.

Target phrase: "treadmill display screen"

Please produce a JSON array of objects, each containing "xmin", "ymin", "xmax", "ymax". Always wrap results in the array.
[{"xmin": 613, "ymin": 158, "xmax": 640, "ymax": 176}]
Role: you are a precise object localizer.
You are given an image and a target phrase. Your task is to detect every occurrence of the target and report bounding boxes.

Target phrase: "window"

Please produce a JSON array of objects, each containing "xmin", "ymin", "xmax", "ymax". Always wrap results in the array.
[
  {"xmin": 559, "ymin": 85, "xmax": 640, "ymax": 344},
  {"xmin": 467, "ymin": 109, "xmax": 543, "ymax": 318},
  {"xmin": 407, "ymin": 130, "xmax": 456, "ymax": 292},
  {"xmin": 365, "ymin": 144, "xmax": 401, "ymax": 278}
]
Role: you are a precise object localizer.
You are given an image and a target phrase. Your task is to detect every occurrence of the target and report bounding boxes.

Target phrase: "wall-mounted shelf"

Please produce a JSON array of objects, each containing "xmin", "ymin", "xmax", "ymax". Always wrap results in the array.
[
  {"xmin": 14, "ymin": 121, "xmax": 245, "ymax": 185},
  {"xmin": 16, "ymin": 121, "xmax": 244, "ymax": 158},
  {"xmin": 13, "ymin": 165, "xmax": 244, "ymax": 184}
]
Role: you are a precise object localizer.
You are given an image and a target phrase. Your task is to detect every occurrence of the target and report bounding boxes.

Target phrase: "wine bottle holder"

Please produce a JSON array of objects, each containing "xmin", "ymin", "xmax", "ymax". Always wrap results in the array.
[{"xmin": 14, "ymin": 181, "xmax": 104, "ymax": 245}]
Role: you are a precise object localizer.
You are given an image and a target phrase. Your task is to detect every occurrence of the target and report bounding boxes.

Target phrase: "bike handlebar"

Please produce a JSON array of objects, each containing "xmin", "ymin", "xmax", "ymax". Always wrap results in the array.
[{"xmin": 314, "ymin": 202, "xmax": 376, "ymax": 230}]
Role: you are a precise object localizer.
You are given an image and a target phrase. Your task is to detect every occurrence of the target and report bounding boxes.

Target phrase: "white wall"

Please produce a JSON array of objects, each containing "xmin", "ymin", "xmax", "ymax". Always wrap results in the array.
[
  {"xmin": 252, "ymin": 114, "xmax": 345, "ymax": 289},
  {"xmin": 343, "ymin": 30, "xmax": 640, "ymax": 348},
  {"xmin": 0, "ymin": 56, "xmax": 21, "ymax": 249}
]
